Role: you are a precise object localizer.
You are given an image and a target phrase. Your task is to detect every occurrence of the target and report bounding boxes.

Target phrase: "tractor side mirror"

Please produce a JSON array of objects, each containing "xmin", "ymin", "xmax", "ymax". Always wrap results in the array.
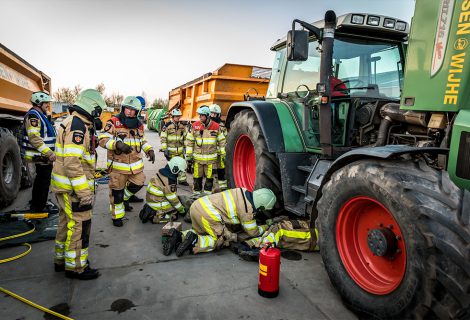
[{"xmin": 287, "ymin": 30, "xmax": 309, "ymax": 61}]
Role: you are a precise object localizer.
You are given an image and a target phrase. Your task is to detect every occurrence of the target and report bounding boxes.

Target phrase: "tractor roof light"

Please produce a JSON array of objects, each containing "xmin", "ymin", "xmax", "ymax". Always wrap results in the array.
[
  {"xmin": 351, "ymin": 14, "xmax": 365, "ymax": 25},
  {"xmin": 395, "ymin": 21, "xmax": 407, "ymax": 31},
  {"xmin": 367, "ymin": 16, "xmax": 380, "ymax": 26},
  {"xmin": 383, "ymin": 18, "xmax": 396, "ymax": 29}
]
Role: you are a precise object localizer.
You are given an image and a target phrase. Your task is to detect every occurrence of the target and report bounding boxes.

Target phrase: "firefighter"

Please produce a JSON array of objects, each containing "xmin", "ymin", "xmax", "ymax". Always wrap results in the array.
[
  {"xmin": 139, "ymin": 156, "xmax": 187, "ymax": 224},
  {"xmin": 51, "ymin": 89, "xmax": 105, "ymax": 280},
  {"xmin": 126, "ymin": 95, "xmax": 147, "ymax": 204},
  {"xmin": 164, "ymin": 188, "xmax": 276, "ymax": 256},
  {"xmin": 236, "ymin": 218, "xmax": 320, "ymax": 261},
  {"xmin": 209, "ymin": 104, "xmax": 228, "ymax": 191},
  {"xmin": 98, "ymin": 96, "xmax": 155, "ymax": 227},
  {"xmin": 185, "ymin": 105, "xmax": 226, "ymax": 195},
  {"xmin": 21, "ymin": 91, "xmax": 56, "ymax": 212},
  {"xmin": 160, "ymin": 109, "xmax": 188, "ymax": 185}
]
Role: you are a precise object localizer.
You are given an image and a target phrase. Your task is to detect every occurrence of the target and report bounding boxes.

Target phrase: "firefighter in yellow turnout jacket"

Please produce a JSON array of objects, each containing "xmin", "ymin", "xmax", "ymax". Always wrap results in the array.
[
  {"xmin": 52, "ymin": 89, "xmax": 105, "ymax": 280},
  {"xmin": 185, "ymin": 105, "xmax": 226, "ymax": 195},
  {"xmin": 160, "ymin": 109, "xmax": 188, "ymax": 185},
  {"xmin": 139, "ymin": 156, "xmax": 187, "ymax": 224},
  {"xmin": 209, "ymin": 104, "xmax": 228, "ymax": 191},
  {"xmin": 164, "ymin": 188, "xmax": 276, "ymax": 256},
  {"xmin": 99, "ymin": 96, "xmax": 155, "ymax": 227}
]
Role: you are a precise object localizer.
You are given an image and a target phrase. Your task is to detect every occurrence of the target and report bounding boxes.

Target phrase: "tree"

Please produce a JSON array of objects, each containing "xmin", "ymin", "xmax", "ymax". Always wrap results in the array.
[
  {"xmin": 106, "ymin": 92, "xmax": 124, "ymax": 109},
  {"xmin": 95, "ymin": 83, "xmax": 106, "ymax": 95},
  {"xmin": 152, "ymin": 98, "xmax": 168, "ymax": 109},
  {"xmin": 53, "ymin": 87, "xmax": 75, "ymax": 104}
]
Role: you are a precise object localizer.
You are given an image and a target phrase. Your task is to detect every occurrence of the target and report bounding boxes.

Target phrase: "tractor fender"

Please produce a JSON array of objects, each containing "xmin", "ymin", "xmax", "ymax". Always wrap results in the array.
[
  {"xmin": 226, "ymin": 101, "xmax": 285, "ymax": 153},
  {"xmin": 308, "ymin": 145, "xmax": 449, "ymax": 209}
]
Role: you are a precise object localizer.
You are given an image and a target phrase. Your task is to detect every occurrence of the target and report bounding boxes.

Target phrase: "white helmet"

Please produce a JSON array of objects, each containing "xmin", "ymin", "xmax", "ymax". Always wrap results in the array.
[
  {"xmin": 168, "ymin": 156, "xmax": 187, "ymax": 174},
  {"xmin": 209, "ymin": 104, "xmax": 222, "ymax": 114}
]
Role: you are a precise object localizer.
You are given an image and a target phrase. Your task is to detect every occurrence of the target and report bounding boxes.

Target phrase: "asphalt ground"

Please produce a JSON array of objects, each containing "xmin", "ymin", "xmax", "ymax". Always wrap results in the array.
[{"xmin": 0, "ymin": 129, "xmax": 356, "ymax": 320}]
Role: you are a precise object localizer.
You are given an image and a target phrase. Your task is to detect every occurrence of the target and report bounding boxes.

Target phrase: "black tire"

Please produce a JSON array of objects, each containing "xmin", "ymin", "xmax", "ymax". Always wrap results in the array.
[
  {"xmin": 0, "ymin": 128, "xmax": 22, "ymax": 208},
  {"xmin": 226, "ymin": 110, "xmax": 283, "ymax": 207},
  {"xmin": 317, "ymin": 159, "xmax": 470, "ymax": 319}
]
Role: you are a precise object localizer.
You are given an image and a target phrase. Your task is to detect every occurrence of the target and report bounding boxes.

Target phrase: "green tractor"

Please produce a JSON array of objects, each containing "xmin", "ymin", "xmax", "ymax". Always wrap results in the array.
[{"xmin": 225, "ymin": 0, "xmax": 470, "ymax": 318}]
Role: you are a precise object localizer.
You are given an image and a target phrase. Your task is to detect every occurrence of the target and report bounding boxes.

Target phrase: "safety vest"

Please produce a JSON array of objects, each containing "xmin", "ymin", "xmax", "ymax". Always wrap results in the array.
[{"xmin": 22, "ymin": 108, "xmax": 56, "ymax": 161}]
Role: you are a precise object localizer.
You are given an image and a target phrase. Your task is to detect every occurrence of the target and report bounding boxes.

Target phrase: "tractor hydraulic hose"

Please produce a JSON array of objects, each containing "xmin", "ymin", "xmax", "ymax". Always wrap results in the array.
[
  {"xmin": 375, "ymin": 116, "xmax": 393, "ymax": 146},
  {"xmin": 0, "ymin": 223, "xmax": 75, "ymax": 320}
]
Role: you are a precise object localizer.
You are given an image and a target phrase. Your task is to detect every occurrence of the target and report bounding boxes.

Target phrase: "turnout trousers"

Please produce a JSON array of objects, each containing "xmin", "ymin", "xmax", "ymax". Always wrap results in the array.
[{"xmin": 54, "ymin": 193, "xmax": 92, "ymax": 273}]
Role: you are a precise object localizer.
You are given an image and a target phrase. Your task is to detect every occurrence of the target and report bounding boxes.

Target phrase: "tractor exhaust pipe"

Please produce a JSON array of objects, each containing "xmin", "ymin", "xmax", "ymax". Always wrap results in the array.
[{"xmin": 319, "ymin": 10, "xmax": 336, "ymax": 158}]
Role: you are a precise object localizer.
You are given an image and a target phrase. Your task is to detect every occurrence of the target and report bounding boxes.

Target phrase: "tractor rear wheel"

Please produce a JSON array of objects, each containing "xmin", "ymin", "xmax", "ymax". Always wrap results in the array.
[
  {"xmin": 226, "ymin": 110, "xmax": 282, "ymax": 206},
  {"xmin": 0, "ymin": 128, "xmax": 22, "ymax": 208},
  {"xmin": 317, "ymin": 159, "xmax": 470, "ymax": 319}
]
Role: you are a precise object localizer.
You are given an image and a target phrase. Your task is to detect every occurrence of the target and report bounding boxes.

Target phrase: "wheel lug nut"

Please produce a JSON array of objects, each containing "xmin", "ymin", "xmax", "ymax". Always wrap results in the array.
[
  {"xmin": 396, "ymin": 249, "xmax": 402, "ymax": 254},
  {"xmin": 396, "ymin": 236, "xmax": 401, "ymax": 241},
  {"xmin": 388, "ymin": 224, "xmax": 393, "ymax": 229}
]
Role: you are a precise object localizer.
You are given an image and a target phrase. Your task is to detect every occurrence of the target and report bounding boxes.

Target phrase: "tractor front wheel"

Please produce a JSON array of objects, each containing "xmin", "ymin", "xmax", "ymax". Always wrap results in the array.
[{"xmin": 317, "ymin": 159, "xmax": 470, "ymax": 319}]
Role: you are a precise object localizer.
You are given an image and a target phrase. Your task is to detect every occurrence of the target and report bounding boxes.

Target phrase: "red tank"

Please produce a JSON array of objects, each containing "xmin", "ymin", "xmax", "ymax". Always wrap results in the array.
[{"xmin": 258, "ymin": 244, "xmax": 281, "ymax": 298}]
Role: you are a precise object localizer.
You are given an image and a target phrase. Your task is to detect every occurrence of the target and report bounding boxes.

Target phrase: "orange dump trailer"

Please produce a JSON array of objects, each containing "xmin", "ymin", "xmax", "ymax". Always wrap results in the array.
[
  {"xmin": 0, "ymin": 43, "xmax": 52, "ymax": 207},
  {"xmin": 169, "ymin": 63, "xmax": 271, "ymax": 121}
]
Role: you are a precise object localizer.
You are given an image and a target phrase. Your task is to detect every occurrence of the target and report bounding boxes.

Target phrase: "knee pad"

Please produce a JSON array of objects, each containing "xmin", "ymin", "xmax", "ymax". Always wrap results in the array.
[
  {"xmin": 204, "ymin": 178, "xmax": 214, "ymax": 191},
  {"xmin": 193, "ymin": 177, "xmax": 203, "ymax": 191},
  {"xmin": 217, "ymin": 168, "xmax": 225, "ymax": 179},
  {"xmin": 126, "ymin": 182, "xmax": 143, "ymax": 194},
  {"xmin": 81, "ymin": 219, "xmax": 92, "ymax": 248},
  {"xmin": 112, "ymin": 189, "xmax": 125, "ymax": 204}
]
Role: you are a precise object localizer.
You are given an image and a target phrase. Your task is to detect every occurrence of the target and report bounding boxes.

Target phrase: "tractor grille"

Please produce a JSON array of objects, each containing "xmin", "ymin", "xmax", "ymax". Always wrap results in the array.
[{"xmin": 456, "ymin": 131, "xmax": 470, "ymax": 179}]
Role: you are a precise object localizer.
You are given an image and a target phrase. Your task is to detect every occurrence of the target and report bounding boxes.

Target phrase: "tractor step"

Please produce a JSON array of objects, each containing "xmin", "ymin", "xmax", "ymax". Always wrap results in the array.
[
  {"xmin": 284, "ymin": 200, "xmax": 306, "ymax": 216},
  {"xmin": 292, "ymin": 185, "xmax": 306, "ymax": 194},
  {"xmin": 297, "ymin": 165, "xmax": 314, "ymax": 173}
]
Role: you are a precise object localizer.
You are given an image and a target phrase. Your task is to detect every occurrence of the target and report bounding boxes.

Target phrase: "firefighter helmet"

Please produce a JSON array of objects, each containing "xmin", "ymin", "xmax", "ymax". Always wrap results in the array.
[
  {"xmin": 253, "ymin": 188, "xmax": 277, "ymax": 210},
  {"xmin": 168, "ymin": 156, "xmax": 187, "ymax": 174}
]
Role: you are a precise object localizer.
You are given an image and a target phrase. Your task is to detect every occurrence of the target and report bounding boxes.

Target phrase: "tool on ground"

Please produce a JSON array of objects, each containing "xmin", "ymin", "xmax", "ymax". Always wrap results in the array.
[{"xmin": 0, "ymin": 208, "xmax": 73, "ymax": 319}]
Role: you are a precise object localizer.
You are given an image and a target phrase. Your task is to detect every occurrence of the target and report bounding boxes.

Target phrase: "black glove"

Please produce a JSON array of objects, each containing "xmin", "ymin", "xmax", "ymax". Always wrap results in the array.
[
  {"xmin": 115, "ymin": 141, "xmax": 133, "ymax": 154},
  {"xmin": 147, "ymin": 149, "xmax": 155, "ymax": 163},
  {"xmin": 163, "ymin": 150, "xmax": 170, "ymax": 161}
]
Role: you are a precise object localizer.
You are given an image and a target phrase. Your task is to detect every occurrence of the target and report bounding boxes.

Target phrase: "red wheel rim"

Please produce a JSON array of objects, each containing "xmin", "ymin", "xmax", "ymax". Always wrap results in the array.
[
  {"xmin": 336, "ymin": 196, "xmax": 406, "ymax": 295},
  {"xmin": 233, "ymin": 134, "xmax": 256, "ymax": 191}
]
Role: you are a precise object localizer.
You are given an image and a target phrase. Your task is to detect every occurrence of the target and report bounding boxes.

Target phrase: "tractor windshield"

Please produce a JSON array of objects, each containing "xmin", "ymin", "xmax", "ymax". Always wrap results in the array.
[{"xmin": 274, "ymin": 37, "xmax": 403, "ymax": 99}]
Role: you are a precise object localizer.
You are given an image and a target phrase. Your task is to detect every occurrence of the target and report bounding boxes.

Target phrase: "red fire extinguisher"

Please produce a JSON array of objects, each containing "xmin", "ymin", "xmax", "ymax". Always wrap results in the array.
[{"xmin": 258, "ymin": 243, "xmax": 281, "ymax": 298}]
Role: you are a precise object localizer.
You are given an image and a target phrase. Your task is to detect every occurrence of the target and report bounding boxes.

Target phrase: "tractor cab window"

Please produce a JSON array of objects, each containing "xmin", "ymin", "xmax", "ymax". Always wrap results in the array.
[
  {"xmin": 267, "ymin": 49, "xmax": 285, "ymax": 98},
  {"xmin": 332, "ymin": 38, "xmax": 403, "ymax": 99}
]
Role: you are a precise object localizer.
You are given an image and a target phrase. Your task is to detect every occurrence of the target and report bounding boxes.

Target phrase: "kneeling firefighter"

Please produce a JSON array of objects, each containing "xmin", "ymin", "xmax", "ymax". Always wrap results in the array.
[
  {"xmin": 164, "ymin": 188, "xmax": 276, "ymax": 256},
  {"xmin": 139, "ymin": 156, "xmax": 187, "ymax": 223},
  {"xmin": 51, "ymin": 89, "xmax": 105, "ymax": 280},
  {"xmin": 98, "ymin": 96, "xmax": 155, "ymax": 227}
]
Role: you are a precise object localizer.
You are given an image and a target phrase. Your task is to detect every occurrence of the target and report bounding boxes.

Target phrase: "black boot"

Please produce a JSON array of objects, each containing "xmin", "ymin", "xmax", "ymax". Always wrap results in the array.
[
  {"xmin": 238, "ymin": 248, "xmax": 260, "ymax": 262},
  {"xmin": 176, "ymin": 231, "xmax": 198, "ymax": 257},
  {"xmin": 179, "ymin": 181, "xmax": 189, "ymax": 186},
  {"xmin": 128, "ymin": 195, "xmax": 144, "ymax": 203},
  {"xmin": 65, "ymin": 265, "xmax": 100, "ymax": 280},
  {"xmin": 139, "ymin": 204, "xmax": 155, "ymax": 223},
  {"xmin": 124, "ymin": 201, "xmax": 133, "ymax": 211},
  {"xmin": 112, "ymin": 218, "xmax": 123, "ymax": 227},
  {"xmin": 54, "ymin": 263, "xmax": 65, "ymax": 272},
  {"xmin": 163, "ymin": 228, "xmax": 182, "ymax": 256}
]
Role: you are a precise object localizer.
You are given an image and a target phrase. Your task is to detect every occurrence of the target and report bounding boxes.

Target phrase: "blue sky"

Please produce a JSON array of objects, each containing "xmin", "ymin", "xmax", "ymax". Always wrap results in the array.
[{"xmin": 0, "ymin": 0, "xmax": 415, "ymax": 102}]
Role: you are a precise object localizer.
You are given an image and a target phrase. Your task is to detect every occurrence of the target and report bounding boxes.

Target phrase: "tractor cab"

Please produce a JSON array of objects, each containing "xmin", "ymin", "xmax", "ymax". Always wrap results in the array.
[{"xmin": 268, "ymin": 13, "xmax": 409, "ymax": 153}]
